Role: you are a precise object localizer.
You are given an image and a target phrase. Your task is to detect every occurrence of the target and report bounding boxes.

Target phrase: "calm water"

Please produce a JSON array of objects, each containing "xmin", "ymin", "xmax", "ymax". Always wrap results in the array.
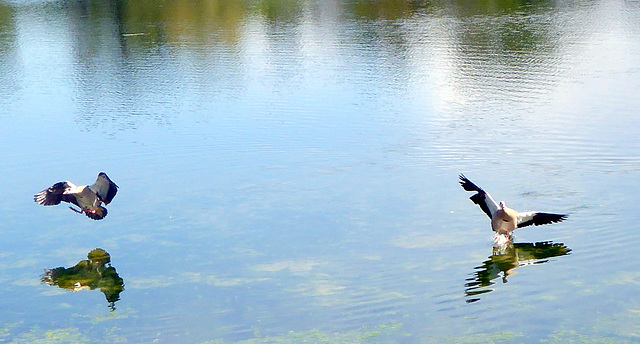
[{"xmin": 1, "ymin": 0, "xmax": 640, "ymax": 342}]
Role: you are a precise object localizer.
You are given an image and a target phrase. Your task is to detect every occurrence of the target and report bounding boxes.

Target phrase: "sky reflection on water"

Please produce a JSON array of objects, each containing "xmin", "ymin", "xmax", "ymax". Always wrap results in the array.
[{"xmin": 1, "ymin": 0, "xmax": 640, "ymax": 343}]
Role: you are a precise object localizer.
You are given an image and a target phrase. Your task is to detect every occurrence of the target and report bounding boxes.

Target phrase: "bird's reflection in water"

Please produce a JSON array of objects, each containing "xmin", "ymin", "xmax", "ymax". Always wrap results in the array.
[
  {"xmin": 465, "ymin": 241, "xmax": 571, "ymax": 303},
  {"xmin": 41, "ymin": 248, "xmax": 125, "ymax": 311}
]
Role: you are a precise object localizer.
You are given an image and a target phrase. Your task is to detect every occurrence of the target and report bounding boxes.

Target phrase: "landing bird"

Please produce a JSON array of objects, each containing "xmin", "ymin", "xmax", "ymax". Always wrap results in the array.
[
  {"xmin": 459, "ymin": 174, "xmax": 567, "ymax": 235},
  {"xmin": 35, "ymin": 172, "xmax": 118, "ymax": 220}
]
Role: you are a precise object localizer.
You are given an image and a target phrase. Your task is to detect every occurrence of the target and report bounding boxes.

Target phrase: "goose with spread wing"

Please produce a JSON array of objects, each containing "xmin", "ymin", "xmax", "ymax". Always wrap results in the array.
[
  {"xmin": 35, "ymin": 172, "xmax": 118, "ymax": 220},
  {"xmin": 459, "ymin": 174, "xmax": 567, "ymax": 235}
]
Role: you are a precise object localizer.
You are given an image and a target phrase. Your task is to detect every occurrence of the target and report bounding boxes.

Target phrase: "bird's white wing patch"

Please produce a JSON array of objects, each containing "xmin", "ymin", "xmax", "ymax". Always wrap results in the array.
[
  {"xmin": 517, "ymin": 211, "xmax": 537, "ymax": 225},
  {"xmin": 483, "ymin": 192, "xmax": 500, "ymax": 218}
]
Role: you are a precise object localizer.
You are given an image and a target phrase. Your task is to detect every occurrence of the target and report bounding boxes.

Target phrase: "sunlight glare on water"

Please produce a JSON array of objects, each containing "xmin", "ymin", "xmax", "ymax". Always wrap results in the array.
[{"xmin": 1, "ymin": 0, "xmax": 640, "ymax": 343}]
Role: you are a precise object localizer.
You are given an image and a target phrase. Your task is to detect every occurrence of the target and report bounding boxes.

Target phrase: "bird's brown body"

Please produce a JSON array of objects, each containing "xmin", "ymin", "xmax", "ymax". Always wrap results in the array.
[
  {"xmin": 69, "ymin": 185, "xmax": 107, "ymax": 219},
  {"xmin": 491, "ymin": 205, "xmax": 518, "ymax": 235}
]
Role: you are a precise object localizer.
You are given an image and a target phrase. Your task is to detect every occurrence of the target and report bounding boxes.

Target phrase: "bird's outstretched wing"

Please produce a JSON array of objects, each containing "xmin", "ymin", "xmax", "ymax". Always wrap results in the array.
[
  {"xmin": 459, "ymin": 174, "xmax": 499, "ymax": 219},
  {"xmin": 62, "ymin": 194, "xmax": 80, "ymax": 208},
  {"xmin": 34, "ymin": 182, "xmax": 71, "ymax": 206},
  {"xmin": 517, "ymin": 212, "xmax": 568, "ymax": 228},
  {"xmin": 90, "ymin": 172, "xmax": 118, "ymax": 205}
]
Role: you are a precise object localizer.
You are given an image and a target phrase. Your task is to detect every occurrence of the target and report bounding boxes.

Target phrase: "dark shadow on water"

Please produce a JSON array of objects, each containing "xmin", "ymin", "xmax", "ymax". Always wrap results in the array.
[
  {"xmin": 41, "ymin": 248, "xmax": 125, "ymax": 311},
  {"xmin": 465, "ymin": 241, "xmax": 571, "ymax": 303}
]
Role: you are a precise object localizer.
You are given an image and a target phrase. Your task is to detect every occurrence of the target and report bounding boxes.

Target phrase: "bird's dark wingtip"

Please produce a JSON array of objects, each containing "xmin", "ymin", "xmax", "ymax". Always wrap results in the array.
[
  {"xmin": 521, "ymin": 212, "xmax": 569, "ymax": 228},
  {"xmin": 551, "ymin": 213, "xmax": 568, "ymax": 223},
  {"xmin": 459, "ymin": 174, "xmax": 467, "ymax": 187},
  {"xmin": 34, "ymin": 184, "xmax": 67, "ymax": 206},
  {"xmin": 459, "ymin": 174, "xmax": 483, "ymax": 192}
]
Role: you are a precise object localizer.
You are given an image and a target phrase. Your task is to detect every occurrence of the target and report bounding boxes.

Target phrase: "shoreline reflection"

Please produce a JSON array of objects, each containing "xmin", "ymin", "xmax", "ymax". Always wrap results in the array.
[
  {"xmin": 465, "ymin": 241, "xmax": 571, "ymax": 303},
  {"xmin": 41, "ymin": 248, "xmax": 125, "ymax": 311}
]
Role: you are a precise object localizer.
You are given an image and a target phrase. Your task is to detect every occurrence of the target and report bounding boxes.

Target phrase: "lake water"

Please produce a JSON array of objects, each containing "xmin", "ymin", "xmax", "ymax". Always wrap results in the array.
[{"xmin": 1, "ymin": 0, "xmax": 640, "ymax": 343}]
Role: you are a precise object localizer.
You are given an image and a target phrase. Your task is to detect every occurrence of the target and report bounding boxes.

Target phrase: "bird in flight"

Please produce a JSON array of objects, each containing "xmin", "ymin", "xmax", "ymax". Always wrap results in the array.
[
  {"xmin": 35, "ymin": 172, "xmax": 118, "ymax": 220},
  {"xmin": 459, "ymin": 174, "xmax": 567, "ymax": 235}
]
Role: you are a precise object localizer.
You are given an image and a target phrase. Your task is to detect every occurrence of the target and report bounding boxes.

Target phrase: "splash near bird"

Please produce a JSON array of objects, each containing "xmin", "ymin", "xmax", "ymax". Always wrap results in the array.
[
  {"xmin": 35, "ymin": 172, "xmax": 118, "ymax": 220},
  {"xmin": 459, "ymin": 174, "xmax": 567, "ymax": 236}
]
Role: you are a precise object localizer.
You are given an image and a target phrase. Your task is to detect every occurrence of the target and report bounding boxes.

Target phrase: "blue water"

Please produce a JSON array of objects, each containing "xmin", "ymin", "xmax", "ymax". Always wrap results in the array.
[{"xmin": 1, "ymin": 0, "xmax": 640, "ymax": 343}]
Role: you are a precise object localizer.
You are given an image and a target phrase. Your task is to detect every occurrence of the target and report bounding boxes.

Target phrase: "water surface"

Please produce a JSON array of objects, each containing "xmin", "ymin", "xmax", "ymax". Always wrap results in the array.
[{"xmin": 1, "ymin": 0, "xmax": 640, "ymax": 343}]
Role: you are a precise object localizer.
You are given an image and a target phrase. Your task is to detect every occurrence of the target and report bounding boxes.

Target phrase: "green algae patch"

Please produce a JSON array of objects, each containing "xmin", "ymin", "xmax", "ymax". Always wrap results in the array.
[
  {"xmin": 542, "ymin": 330, "xmax": 623, "ymax": 344},
  {"xmin": 198, "ymin": 323, "xmax": 404, "ymax": 344},
  {"xmin": 9, "ymin": 328, "xmax": 90, "ymax": 344},
  {"xmin": 436, "ymin": 332, "xmax": 524, "ymax": 344}
]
